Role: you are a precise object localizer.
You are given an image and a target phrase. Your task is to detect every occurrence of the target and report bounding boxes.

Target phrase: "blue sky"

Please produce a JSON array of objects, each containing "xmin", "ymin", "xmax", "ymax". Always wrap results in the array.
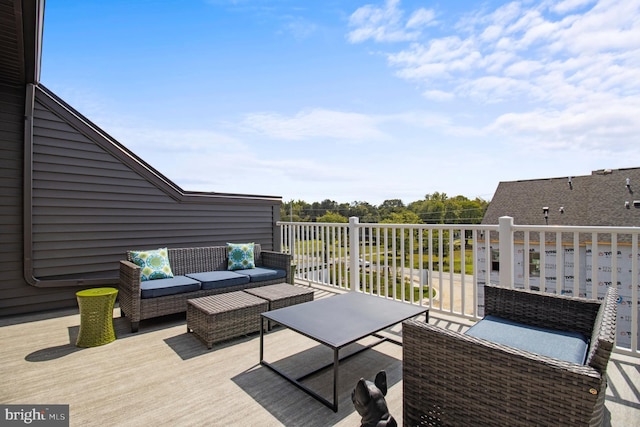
[{"xmin": 41, "ymin": 0, "xmax": 640, "ymax": 205}]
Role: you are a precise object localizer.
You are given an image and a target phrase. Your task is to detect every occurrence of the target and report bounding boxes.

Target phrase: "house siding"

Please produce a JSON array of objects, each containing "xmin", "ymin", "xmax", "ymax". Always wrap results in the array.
[
  {"xmin": 1, "ymin": 84, "xmax": 79, "ymax": 315},
  {"xmin": 1, "ymin": 0, "xmax": 80, "ymax": 316},
  {"xmin": 0, "ymin": 84, "xmax": 29, "ymax": 314}
]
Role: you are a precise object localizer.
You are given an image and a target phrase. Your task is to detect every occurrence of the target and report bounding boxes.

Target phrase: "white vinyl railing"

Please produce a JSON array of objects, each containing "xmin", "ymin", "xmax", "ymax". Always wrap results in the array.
[{"xmin": 278, "ymin": 216, "xmax": 640, "ymax": 356}]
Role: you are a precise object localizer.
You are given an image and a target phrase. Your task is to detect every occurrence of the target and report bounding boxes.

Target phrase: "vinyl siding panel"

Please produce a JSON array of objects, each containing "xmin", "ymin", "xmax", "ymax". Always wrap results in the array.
[
  {"xmin": 0, "ymin": 0, "xmax": 36, "ymax": 314},
  {"xmin": 0, "ymin": 84, "xmax": 28, "ymax": 309},
  {"xmin": 0, "ymin": 84, "xmax": 79, "ymax": 315}
]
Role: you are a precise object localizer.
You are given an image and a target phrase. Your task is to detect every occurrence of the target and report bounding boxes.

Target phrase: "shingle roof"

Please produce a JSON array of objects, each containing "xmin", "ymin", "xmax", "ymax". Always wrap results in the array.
[{"xmin": 482, "ymin": 167, "xmax": 640, "ymax": 227}]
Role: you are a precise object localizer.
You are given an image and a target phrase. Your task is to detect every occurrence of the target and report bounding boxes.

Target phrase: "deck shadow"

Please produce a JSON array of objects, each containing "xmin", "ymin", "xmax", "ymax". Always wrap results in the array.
[
  {"xmin": 231, "ymin": 340, "xmax": 402, "ymax": 427},
  {"xmin": 25, "ymin": 325, "xmax": 83, "ymax": 361},
  {"xmin": 164, "ymin": 330, "xmax": 261, "ymax": 360},
  {"xmin": 606, "ymin": 358, "xmax": 640, "ymax": 410},
  {"xmin": 24, "ymin": 311, "xmax": 189, "ymax": 362}
]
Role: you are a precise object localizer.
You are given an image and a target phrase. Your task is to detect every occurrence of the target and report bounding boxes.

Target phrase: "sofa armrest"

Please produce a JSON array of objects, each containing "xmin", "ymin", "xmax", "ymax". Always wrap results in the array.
[
  {"xmin": 119, "ymin": 260, "xmax": 142, "ymax": 330},
  {"xmin": 585, "ymin": 286, "xmax": 618, "ymax": 373},
  {"xmin": 484, "ymin": 284, "xmax": 601, "ymax": 337},
  {"xmin": 119, "ymin": 260, "xmax": 142, "ymax": 292},
  {"xmin": 260, "ymin": 250, "xmax": 291, "ymax": 273},
  {"xmin": 403, "ymin": 319, "xmax": 603, "ymax": 427}
]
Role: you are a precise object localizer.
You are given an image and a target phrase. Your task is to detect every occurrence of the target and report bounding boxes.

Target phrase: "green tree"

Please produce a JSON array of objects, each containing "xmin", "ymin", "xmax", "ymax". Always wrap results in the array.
[
  {"xmin": 378, "ymin": 199, "xmax": 405, "ymax": 218},
  {"xmin": 345, "ymin": 201, "xmax": 379, "ymax": 222},
  {"xmin": 281, "ymin": 200, "xmax": 311, "ymax": 222},
  {"xmin": 281, "ymin": 193, "xmax": 489, "ymax": 224},
  {"xmin": 409, "ymin": 193, "xmax": 488, "ymax": 224},
  {"xmin": 316, "ymin": 211, "xmax": 348, "ymax": 223},
  {"xmin": 380, "ymin": 211, "xmax": 422, "ymax": 224}
]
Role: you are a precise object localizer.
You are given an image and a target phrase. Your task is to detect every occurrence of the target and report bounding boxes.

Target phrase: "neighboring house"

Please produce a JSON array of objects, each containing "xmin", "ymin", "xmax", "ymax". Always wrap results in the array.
[
  {"xmin": 479, "ymin": 167, "xmax": 640, "ymax": 348},
  {"xmin": 482, "ymin": 167, "xmax": 640, "ymax": 228},
  {"xmin": 0, "ymin": 0, "xmax": 282, "ymax": 316}
]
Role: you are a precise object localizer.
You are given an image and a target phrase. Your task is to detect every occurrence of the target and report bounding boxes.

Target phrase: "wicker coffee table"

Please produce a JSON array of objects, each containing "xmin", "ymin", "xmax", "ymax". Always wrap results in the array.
[
  {"xmin": 244, "ymin": 283, "xmax": 314, "ymax": 330},
  {"xmin": 187, "ymin": 291, "xmax": 268, "ymax": 349}
]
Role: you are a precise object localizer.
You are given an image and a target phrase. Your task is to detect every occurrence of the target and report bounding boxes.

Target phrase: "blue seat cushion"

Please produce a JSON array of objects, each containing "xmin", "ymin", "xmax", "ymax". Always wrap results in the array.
[
  {"xmin": 140, "ymin": 275, "xmax": 201, "ymax": 299},
  {"xmin": 465, "ymin": 315, "xmax": 589, "ymax": 364},
  {"xmin": 232, "ymin": 267, "xmax": 286, "ymax": 282},
  {"xmin": 185, "ymin": 271, "xmax": 250, "ymax": 290}
]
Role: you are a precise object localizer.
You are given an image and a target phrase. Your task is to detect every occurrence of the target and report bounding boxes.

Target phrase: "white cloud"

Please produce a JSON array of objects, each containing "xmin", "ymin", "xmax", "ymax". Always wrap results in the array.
[
  {"xmin": 282, "ymin": 16, "xmax": 318, "ymax": 40},
  {"xmin": 383, "ymin": 110, "xmax": 452, "ymax": 128},
  {"xmin": 487, "ymin": 97, "xmax": 640, "ymax": 152},
  {"xmin": 553, "ymin": 0, "xmax": 640, "ymax": 54},
  {"xmin": 504, "ymin": 59, "xmax": 543, "ymax": 77},
  {"xmin": 490, "ymin": 1, "xmax": 523, "ymax": 26},
  {"xmin": 406, "ymin": 8, "xmax": 436, "ymax": 29},
  {"xmin": 356, "ymin": 0, "xmax": 640, "ymax": 154},
  {"xmin": 114, "ymin": 127, "xmax": 243, "ymax": 153},
  {"xmin": 385, "ymin": 0, "xmax": 640, "ymax": 94},
  {"xmin": 551, "ymin": 0, "xmax": 597, "ymax": 14},
  {"xmin": 422, "ymin": 89, "xmax": 454, "ymax": 101},
  {"xmin": 347, "ymin": 0, "xmax": 435, "ymax": 43},
  {"xmin": 389, "ymin": 36, "xmax": 480, "ymax": 81},
  {"xmin": 480, "ymin": 25, "xmax": 503, "ymax": 42},
  {"xmin": 241, "ymin": 109, "xmax": 388, "ymax": 141}
]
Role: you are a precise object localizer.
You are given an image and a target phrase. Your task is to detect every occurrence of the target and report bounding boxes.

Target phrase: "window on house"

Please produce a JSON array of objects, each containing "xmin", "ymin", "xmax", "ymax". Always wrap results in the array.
[
  {"xmin": 491, "ymin": 249, "xmax": 499, "ymax": 271},
  {"xmin": 529, "ymin": 251, "xmax": 541, "ymax": 277}
]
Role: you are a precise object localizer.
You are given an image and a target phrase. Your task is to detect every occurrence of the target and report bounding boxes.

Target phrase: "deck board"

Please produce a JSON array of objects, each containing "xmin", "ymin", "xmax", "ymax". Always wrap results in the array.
[{"xmin": 1, "ymin": 285, "xmax": 638, "ymax": 426}]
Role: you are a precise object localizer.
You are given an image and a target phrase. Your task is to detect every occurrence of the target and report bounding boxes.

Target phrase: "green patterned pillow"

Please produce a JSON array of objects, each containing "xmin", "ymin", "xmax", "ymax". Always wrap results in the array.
[
  {"xmin": 227, "ymin": 242, "xmax": 255, "ymax": 271},
  {"xmin": 130, "ymin": 247, "xmax": 174, "ymax": 281}
]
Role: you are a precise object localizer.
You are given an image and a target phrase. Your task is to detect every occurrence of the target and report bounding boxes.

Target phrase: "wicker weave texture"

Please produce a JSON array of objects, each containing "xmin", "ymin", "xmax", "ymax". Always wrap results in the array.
[
  {"xmin": 76, "ymin": 288, "xmax": 118, "ymax": 347},
  {"xmin": 484, "ymin": 284, "xmax": 601, "ymax": 337},
  {"xmin": 243, "ymin": 283, "xmax": 314, "ymax": 309},
  {"xmin": 187, "ymin": 291, "xmax": 268, "ymax": 349},
  {"xmin": 244, "ymin": 283, "xmax": 314, "ymax": 329},
  {"xmin": 402, "ymin": 286, "xmax": 618, "ymax": 427},
  {"xmin": 119, "ymin": 245, "xmax": 291, "ymax": 332}
]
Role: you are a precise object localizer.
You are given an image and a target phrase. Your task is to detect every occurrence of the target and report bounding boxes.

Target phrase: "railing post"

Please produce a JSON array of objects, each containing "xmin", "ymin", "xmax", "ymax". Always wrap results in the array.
[
  {"xmin": 349, "ymin": 217, "xmax": 360, "ymax": 292},
  {"xmin": 498, "ymin": 216, "xmax": 514, "ymax": 288},
  {"xmin": 273, "ymin": 204, "xmax": 282, "ymax": 252},
  {"xmin": 288, "ymin": 223, "xmax": 296, "ymax": 283},
  {"xmin": 288, "ymin": 223, "xmax": 295, "ymax": 258}
]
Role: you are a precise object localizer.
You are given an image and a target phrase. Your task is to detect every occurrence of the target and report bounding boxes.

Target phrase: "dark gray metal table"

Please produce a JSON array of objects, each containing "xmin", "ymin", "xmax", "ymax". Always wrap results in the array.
[{"xmin": 259, "ymin": 291, "xmax": 428, "ymax": 411}]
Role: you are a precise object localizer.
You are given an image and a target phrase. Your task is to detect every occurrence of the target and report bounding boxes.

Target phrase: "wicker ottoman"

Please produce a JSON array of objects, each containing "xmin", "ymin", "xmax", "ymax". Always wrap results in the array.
[
  {"xmin": 244, "ymin": 283, "xmax": 314, "ymax": 330},
  {"xmin": 187, "ymin": 291, "xmax": 268, "ymax": 349}
]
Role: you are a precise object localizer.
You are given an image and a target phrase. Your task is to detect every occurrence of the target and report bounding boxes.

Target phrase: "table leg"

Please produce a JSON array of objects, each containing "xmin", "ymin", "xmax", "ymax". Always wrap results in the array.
[
  {"xmin": 260, "ymin": 316, "xmax": 264, "ymax": 362},
  {"xmin": 333, "ymin": 348, "xmax": 339, "ymax": 412}
]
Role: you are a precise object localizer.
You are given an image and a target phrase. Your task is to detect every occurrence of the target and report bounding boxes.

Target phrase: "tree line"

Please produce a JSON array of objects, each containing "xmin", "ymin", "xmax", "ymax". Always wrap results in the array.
[{"xmin": 280, "ymin": 192, "xmax": 489, "ymax": 224}]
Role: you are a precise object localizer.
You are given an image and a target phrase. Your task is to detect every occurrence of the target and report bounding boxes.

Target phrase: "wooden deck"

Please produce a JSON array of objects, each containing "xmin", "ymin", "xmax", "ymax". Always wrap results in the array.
[{"xmin": 1, "ymin": 285, "xmax": 638, "ymax": 426}]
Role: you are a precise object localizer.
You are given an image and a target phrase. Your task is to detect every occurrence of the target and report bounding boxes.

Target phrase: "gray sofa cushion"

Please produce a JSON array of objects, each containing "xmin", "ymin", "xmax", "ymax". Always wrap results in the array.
[
  {"xmin": 140, "ymin": 275, "xmax": 201, "ymax": 299},
  {"xmin": 186, "ymin": 271, "xmax": 250, "ymax": 290},
  {"xmin": 466, "ymin": 315, "xmax": 589, "ymax": 364},
  {"xmin": 233, "ymin": 267, "xmax": 287, "ymax": 282}
]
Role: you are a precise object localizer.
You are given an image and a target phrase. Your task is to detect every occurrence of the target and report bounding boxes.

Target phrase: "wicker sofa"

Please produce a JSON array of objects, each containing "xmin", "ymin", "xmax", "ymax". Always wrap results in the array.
[
  {"xmin": 119, "ymin": 245, "xmax": 291, "ymax": 332},
  {"xmin": 403, "ymin": 284, "xmax": 618, "ymax": 427}
]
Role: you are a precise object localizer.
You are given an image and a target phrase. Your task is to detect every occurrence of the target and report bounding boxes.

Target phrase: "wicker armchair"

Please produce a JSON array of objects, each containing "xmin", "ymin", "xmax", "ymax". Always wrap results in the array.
[{"xmin": 403, "ymin": 285, "xmax": 618, "ymax": 427}]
